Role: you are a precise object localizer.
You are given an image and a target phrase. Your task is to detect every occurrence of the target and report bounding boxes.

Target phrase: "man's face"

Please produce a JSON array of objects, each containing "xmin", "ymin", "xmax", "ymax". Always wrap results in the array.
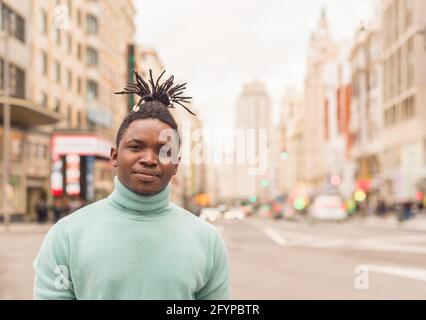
[{"xmin": 111, "ymin": 118, "xmax": 180, "ymax": 196}]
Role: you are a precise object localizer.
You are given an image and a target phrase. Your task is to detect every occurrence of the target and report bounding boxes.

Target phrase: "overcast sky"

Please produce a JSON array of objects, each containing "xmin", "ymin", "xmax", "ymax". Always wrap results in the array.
[{"xmin": 135, "ymin": 0, "xmax": 375, "ymax": 131}]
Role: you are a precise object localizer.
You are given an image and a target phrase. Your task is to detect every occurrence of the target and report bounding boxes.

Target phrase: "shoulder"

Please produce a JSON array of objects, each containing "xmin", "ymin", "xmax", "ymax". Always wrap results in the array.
[
  {"xmin": 170, "ymin": 203, "xmax": 221, "ymax": 238},
  {"xmin": 55, "ymin": 199, "xmax": 107, "ymax": 234}
]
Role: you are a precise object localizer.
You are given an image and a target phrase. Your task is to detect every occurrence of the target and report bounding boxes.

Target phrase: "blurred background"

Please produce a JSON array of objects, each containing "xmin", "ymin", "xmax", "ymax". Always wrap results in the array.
[{"xmin": 1, "ymin": 0, "xmax": 426, "ymax": 299}]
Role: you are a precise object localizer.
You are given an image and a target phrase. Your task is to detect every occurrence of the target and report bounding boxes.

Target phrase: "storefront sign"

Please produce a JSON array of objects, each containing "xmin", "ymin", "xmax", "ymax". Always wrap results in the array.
[{"xmin": 51, "ymin": 134, "xmax": 112, "ymax": 159}]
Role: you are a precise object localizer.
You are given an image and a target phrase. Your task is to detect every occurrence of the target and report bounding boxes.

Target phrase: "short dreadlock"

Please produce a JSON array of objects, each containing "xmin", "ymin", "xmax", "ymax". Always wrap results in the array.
[{"xmin": 114, "ymin": 69, "xmax": 194, "ymax": 148}]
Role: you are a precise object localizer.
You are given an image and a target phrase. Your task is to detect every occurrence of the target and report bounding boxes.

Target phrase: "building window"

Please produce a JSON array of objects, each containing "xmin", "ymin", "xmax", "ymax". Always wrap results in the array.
[
  {"xmin": 77, "ymin": 77, "xmax": 81, "ymax": 94},
  {"xmin": 67, "ymin": 34, "xmax": 72, "ymax": 54},
  {"xmin": 86, "ymin": 46, "xmax": 98, "ymax": 66},
  {"xmin": 86, "ymin": 79, "xmax": 98, "ymax": 99},
  {"xmin": 405, "ymin": 0, "xmax": 413, "ymax": 30},
  {"xmin": 86, "ymin": 14, "xmax": 98, "ymax": 34},
  {"xmin": 55, "ymin": 99, "xmax": 61, "ymax": 112},
  {"xmin": 9, "ymin": 63, "xmax": 25, "ymax": 98},
  {"xmin": 405, "ymin": 95, "xmax": 416, "ymax": 119},
  {"xmin": 77, "ymin": 10, "xmax": 81, "ymax": 27},
  {"xmin": 77, "ymin": 43, "xmax": 82, "ymax": 60},
  {"xmin": 0, "ymin": 58, "xmax": 3, "ymax": 91},
  {"xmin": 407, "ymin": 37, "xmax": 414, "ymax": 89},
  {"xmin": 40, "ymin": 9, "xmax": 48, "ymax": 34},
  {"xmin": 67, "ymin": 70, "xmax": 72, "ymax": 89},
  {"xmin": 41, "ymin": 92, "xmax": 48, "ymax": 108},
  {"xmin": 55, "ymin": 28, "xmax": 61, "ymax": 45},
  {"xmin": 67, "ymin": 0, "xmax": 72, "ymax": 19},
  {"xmin": 77, "ymin": 110, "xmax": 82, "ymax": 128},
  {"xmin": 41, "ymin": 51, "xmax": 48, "ymax": 75},
  {"xmin": 1, "ymin": 3, "xmax": 26, "ymax": 43},
  {"xmin": 43, "ymin": 145, "xmax": 48, "ymax": 159},
  {"xmin": 67, "ymin": 105, "xmax": 72, "ymax": 127},
  {"xmin": 55, "ymin": 62, "xmax": 61, "ymax": 83}
]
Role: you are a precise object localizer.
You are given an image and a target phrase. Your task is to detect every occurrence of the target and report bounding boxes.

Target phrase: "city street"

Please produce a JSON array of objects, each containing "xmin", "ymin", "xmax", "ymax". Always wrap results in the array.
[{"xmin": 1, "ymin": 216, "xmax": 426, "ymax": 299}]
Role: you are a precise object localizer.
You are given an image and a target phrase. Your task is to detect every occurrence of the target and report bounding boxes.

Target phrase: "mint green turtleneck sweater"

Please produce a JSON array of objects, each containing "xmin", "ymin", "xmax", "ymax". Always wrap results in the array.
[{"xmin": 33, "ymin": 177, "xmax": 231, "ymax": 300}]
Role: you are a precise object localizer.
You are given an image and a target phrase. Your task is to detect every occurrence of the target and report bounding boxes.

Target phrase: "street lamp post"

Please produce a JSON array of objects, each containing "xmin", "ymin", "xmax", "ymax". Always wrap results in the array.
[{"xmin": 1, "ymin": 14, "xmax": 11, "ymax": 231}]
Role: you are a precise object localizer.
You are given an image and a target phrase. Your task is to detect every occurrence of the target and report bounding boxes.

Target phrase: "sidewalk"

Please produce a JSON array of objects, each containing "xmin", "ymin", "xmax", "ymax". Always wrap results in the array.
[
  {"xmin": 0, "ymin": 223, "xmax": 52, "ymax": 235},
  {"xmin": 0, "ymin": 223, "xmax": 51, "ymax": 299},
  {"xmin": 361, "ymin": 214, "xmax": 426, "ymax": 232}
]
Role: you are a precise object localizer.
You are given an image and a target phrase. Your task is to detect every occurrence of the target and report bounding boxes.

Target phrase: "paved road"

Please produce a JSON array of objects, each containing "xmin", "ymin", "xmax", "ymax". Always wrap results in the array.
[
  {"xmin": 1, "ymin": 218, "xmax": 426, "ymax": 299},
  {"xmin": 218, "ymin": 217, "xmax": 426, "ymax": 299},
  {"xmin": 0, "ymin": 224, "xmax": 50, "ymax": 299}
]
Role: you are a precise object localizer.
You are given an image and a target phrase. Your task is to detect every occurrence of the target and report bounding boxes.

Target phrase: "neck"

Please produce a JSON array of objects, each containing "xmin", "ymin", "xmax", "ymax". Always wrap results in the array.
[{"xmin": 107, "ymin": 176, "xmax": 172, "ymax": 220}]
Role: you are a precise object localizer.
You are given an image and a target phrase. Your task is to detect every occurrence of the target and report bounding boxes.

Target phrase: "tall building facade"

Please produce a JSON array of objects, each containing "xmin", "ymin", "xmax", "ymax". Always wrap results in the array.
[
  {"xmin": 322, "ymin": 41, "xmax": 354, "ymax": 198},
  {"xmin": 278, "ymin": 88, "xmax": 304, "ymax": 196},
  {"xmin": 350, "ymin": 21, "xmax": 383, "ymax": 204},
  {"xmin": 303, "ymin": 9, "xmax": 339, "ymax": 194},
  {"xmin": 1, "ymin": 0, "xmax": 61, "ymax": 220},
  {"xmin": 234, "ymin": 80, "xmax": 274, "ymax": 203},
  {"xmin": 380, "ymin": 0, "xmax": 426, "ymax": 202},
  {"xmin": 1, "ymin": 0, "xmax": 135, "ymax": 220}
]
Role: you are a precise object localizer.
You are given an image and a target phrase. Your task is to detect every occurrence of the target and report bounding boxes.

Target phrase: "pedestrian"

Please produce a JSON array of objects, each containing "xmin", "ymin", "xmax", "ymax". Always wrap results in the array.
[
  {"xmin": 60, "ymin": 196, "xmax": 70, "ymax": 217},
  {"xmin": 35, "ymin": 197, "xmax": 48, "ymax": 224},
  {"xmin": 33, "ymin": 70, "xmax": 231, "ymax": 300},
  {"xmin": 404, "ymin": 201, "xmax": 413, "ymax": 220},
  {"xmin": 50, "ymin": 198, "xmax": 62, "ymax": 223},
  {"xmin": 68, "ymin": 196, "xmax": 82, "ymax": 213},
  {"xmin": 376, "ymin": 200, "xmax": 387, "ymax": 217}
]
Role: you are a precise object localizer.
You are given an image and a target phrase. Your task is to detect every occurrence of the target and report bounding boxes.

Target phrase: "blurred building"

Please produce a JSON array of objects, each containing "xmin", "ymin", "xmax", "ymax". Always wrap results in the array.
[
  {"xmin": 133, "ymin": 45, "xmax": 207, "ymax": 211},
  {"xmin": 1, "ymin": 0, "xmax": 135, "ymax": 220},
  {"xmin": 278, "ymin": 88, "xmax": 304, "ymax": 196},
  {"xmin": 234, "ymin": 80, "xmax": 274, "ymax": 204},
  {"xmin": 350, "ymin": 21, "xmax": 383, "ymax": 204},
  {"xmin": 379, "ymin": 0, "xmax": 426, "ymax": 202},
  {"xmin": 170, "ymin": 104, "xmax": 208, "ymax": 211},
  {"xmin": 303, "ymin": 9, "xmax": 339, "ymax": 194},
  {"xmin": 322, "ymin": 41, "xmax": 355, "ymax": 199},
  {"xmin": 136, "ymin": 45, "xmax": 164, "ymax": 79},
  {"xmin": 1, "ymin": 0, "xmax": 61, "ymax": 220}
]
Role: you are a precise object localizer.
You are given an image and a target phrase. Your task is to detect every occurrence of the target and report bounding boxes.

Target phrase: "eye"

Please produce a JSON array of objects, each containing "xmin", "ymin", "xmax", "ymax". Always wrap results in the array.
[
  {"xmin": 159, "ymin": 146, "xmax": 172, "ymax": 157},
  {"xmin": 129, "ymin": 145, "xmax": 141, "ymax": 151}
]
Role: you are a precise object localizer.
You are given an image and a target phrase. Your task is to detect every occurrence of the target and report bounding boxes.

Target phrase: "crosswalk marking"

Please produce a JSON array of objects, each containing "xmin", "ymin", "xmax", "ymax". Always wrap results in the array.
[
  {"xmin": 249, "ymin": 221, "xmax": 426, "ymax": 255},
  {"xmin": 366, "ymin": 264, "xmax": 426, "ymax": 283},
  {"xmin": 263, "ymin": 228, "xmax": 287, "ymax": 246}
]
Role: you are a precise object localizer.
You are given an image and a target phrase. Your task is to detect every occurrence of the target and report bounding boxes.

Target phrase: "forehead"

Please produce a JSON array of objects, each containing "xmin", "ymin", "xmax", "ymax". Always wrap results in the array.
[{"xmin": 123, "ymin": 118, "xmax": 177, "ymax": 144}]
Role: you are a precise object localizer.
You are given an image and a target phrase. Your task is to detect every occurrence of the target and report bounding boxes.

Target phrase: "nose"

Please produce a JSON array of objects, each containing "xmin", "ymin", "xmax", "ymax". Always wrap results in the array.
[{"xmin": 138, "ymin": 149, "xmax": 158, "ymax": 167}]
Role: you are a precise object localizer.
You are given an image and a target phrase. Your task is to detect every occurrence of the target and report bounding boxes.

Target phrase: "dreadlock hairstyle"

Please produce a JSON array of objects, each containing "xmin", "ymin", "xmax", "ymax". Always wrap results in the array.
[{"xmin": 114, "ymin": 69, "xmax": 195, "ymax": 148}]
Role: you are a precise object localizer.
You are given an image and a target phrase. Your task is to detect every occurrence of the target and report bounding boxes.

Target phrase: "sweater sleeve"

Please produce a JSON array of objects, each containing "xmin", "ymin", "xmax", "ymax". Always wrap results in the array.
[
  {"xmin": 33, "ymin": 223, "xmax": 75, "ymax": 300},
  {"xmin": 195, "ymin": 232, "xmax": 231, "ymax": 300}
]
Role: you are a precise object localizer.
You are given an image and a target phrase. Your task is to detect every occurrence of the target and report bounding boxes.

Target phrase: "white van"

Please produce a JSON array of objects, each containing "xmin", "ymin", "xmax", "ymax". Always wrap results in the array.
[{"xmin": 308, "ymin": 194, "xmax": 348, "ymax": 221}]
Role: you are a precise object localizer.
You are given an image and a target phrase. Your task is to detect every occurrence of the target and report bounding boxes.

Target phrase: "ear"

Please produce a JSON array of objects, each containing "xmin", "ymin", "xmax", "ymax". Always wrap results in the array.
[
  {"xmin": 172, "ymin": 156, "xmax": 181, "ymax": 175},
  {"xmin": 110, "ymin": 147, "xmax": 118, "ymax": 168}
]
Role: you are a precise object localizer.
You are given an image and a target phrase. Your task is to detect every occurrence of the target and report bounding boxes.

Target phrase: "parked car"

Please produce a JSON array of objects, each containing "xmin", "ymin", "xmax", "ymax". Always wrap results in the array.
[
  {"xmin": 199, "ymin": 207, "xmax": 222, "ymax": 222},
  {"xmin": 223, "ymin": 207, "xmax": 245, "ymax": 220},
  {"xmin": 308, "ymin": 194, "xmax": 347, "ymax": 221}
]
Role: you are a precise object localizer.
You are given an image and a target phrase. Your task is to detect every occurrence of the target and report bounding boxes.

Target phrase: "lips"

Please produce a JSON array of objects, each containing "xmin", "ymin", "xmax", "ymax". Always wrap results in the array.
[{"xmin": 133, "ymin": 169, "xmax": 160, "ymax": 182}]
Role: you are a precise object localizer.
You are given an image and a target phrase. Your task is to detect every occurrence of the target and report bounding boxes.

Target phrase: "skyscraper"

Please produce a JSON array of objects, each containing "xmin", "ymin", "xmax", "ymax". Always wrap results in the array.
[
  {"xmin": 234, "ymin": 80, "xmax": 273, "ymax": 203},
  {"xmin": 303, "ymin": 9, "xmax": 338, "ymax": 194}
]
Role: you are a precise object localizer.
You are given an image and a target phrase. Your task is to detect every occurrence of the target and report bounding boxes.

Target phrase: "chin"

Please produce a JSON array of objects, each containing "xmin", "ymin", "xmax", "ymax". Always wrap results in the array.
[{"xmin": 133, "ymin": 184, "xmax": 163, "ymax": 196}]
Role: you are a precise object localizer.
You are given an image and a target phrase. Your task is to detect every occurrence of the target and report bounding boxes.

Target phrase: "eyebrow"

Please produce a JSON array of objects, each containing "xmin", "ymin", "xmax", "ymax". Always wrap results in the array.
[
  {"xmin": 126, "ymin": 138, "xmax": 145, "ymax": 144},
  {"xmin": 126, "ymin": 138, "xmax": 170, "ymax": 146}
]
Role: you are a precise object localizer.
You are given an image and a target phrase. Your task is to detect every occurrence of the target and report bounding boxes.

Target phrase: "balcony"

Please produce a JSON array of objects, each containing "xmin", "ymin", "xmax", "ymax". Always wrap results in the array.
[{"xmin": 0, "ymin": 97, "xmax": 61, "ymax": 126}]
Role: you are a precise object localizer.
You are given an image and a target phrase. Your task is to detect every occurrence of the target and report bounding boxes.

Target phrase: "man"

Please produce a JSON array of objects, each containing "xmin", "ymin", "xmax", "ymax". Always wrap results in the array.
[
  {"xmin": 33, "ymin": 70, "xmax": 231, "ymax": 300},
  {"xmin": 35, "ymin": 197, "xmax": 48, "ymax": 224}
]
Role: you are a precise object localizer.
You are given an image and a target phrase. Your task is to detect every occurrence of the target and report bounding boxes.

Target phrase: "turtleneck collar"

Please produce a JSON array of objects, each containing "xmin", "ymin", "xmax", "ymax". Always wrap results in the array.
[{"xmin": 106, "ymin": 176, "xmax": 173, "ymax": 220}]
